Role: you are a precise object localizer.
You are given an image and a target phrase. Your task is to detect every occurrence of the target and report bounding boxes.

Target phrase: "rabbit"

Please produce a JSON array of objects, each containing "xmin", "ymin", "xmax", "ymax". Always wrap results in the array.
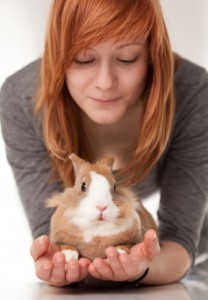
[{"xmin": 46, "ymin": 153, "xmax": 158, "ymax": 262}]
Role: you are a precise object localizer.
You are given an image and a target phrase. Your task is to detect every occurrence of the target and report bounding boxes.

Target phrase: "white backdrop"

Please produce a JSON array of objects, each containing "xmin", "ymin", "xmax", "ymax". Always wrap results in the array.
[{"xmin": 0, "ymin": 0, "xmax": 208, "ymax": 283}]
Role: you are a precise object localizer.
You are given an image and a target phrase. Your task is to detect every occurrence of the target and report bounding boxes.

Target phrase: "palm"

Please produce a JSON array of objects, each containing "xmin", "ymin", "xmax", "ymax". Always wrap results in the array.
[{"xmin": 130, "ymin": 242, "xmax": 146, "ymax": 259}]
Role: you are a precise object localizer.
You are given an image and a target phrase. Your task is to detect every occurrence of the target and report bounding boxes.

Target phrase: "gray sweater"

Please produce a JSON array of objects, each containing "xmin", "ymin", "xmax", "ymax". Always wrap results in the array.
[{"xmin": 0, "ymin": 58, "xmax": 208, "ymax": 267}]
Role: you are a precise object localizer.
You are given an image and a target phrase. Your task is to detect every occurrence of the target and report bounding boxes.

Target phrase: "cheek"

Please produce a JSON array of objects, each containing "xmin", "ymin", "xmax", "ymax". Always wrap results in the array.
[
  {"xmin": 65, "ymin": 68, "xmax": 88, "ymax": 94},
  {"xmin": 124, "ymin": 64, "xmax": 148, "ymax": 96}
]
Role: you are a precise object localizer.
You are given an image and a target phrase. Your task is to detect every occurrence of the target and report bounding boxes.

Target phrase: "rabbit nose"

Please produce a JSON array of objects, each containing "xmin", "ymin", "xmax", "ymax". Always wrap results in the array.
[{"xmin": 96, "ymin": 205, "xmax": 107, "ymax": 212}]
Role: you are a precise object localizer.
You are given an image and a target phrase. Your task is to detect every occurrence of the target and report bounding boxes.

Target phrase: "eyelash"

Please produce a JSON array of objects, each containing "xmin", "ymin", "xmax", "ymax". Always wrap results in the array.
[
  {"xmin": 118, "ymin": 57, "xmax": 139, "ymax": 64},
  {"xmin": 74, "ymin": 57, "xmax": 139, "ymax": 65},
  {"xmin": 74, "ymin": 59, "xmax": 94, "ymax": 65}
]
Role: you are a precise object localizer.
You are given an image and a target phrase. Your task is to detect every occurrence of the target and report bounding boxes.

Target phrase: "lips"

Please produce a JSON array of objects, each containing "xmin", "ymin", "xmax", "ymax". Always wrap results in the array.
[
  {"xmin": 97, "ymin": 212, "xmax": 106, "ymax": 221},
  {"xmin": 90, "ymin": 97, "xmax": 120, "ymax": 103}
]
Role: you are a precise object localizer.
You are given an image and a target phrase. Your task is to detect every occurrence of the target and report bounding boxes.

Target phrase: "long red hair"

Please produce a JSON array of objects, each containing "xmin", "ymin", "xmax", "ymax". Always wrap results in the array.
[{"xmin": 35, "ymin": 0, "xmax": 176, "ymax": 187}]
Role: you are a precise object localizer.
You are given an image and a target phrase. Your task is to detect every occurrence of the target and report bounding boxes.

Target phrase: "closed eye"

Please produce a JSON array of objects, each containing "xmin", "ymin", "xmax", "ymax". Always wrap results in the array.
[
  {"xmin": 74, "ymin": 59, "xmax": 95, "ymax": 65},
  {"xmin": 117, "ymin": 57, "xmax": 139, "ymax": 64}
]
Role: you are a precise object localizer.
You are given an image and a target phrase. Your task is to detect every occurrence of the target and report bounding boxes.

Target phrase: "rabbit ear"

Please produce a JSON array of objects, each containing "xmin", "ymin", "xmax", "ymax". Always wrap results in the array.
[
  {"xmin": 69, "ymin": 153, "xmax": 86, "ymax": 176},
  {"xmin": 99, "ymin": 156, "xmax": 114, "ymax": 170}
]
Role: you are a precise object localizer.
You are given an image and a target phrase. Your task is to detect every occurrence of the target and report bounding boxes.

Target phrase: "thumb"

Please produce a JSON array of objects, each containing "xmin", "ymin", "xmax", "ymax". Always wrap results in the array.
[
  {"xmin": 131, "ymin": 229, "xmax": 160, "ymax": 262},
  {"xmin": 141, "ymin": 229, "xmax": 160, "ymax": 261},
  {"xmin": 30, "ymin": 235, "xmax": 50, "ymax": 261}
]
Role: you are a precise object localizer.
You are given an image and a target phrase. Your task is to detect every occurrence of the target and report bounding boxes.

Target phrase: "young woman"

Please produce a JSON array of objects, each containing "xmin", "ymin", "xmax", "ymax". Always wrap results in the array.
[{"xmin": 0, "ymin": 0, "xmax": 208, "ymax": 287}]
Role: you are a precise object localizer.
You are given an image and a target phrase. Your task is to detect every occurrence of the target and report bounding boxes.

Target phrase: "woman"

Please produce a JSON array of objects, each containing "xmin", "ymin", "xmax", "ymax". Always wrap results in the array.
[{"xmin": 0, "ymin": 0, "xmax": 208, "ymax": 286}]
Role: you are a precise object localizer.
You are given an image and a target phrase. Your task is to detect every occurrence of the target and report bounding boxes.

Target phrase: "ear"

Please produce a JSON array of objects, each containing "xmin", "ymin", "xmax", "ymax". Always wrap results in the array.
[
  {"xmin": 69, "ymin": 153, "xmax": 86, "ymax": 176},
  {"xmin": 45, "ymin": 193, "xmax": 62, "ymax": 208},
  {"xmin": 99, "ymin": 156, "xmax": 114, "ymax": 170}
]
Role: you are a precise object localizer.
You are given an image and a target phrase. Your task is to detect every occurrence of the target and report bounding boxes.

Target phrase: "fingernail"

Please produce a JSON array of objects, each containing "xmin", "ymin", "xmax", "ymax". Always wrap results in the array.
[
  {"xmin": 152, "ymin": 233, "xmax": 157, "ymax": 241},
  {"xmin": 55, "ymin": 255, "xmax": 63, "ymax": 264},
  {"xmin": 43, "ymin": 261, "xmax": 51, "ymax": 271},
  {"xmin": 108, "ymin": 253, "xmax": 116, "ymax": 259},
  {"xmin": 70, "ymin": 264, "xmax": 77, "ymax": 270},
  {"xmin": 39, "ymin": 236, "xmax": 45, "ymax": 246}
]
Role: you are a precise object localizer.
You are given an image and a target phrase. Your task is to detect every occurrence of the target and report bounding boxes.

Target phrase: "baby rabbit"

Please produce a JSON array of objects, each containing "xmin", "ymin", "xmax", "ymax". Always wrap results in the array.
[{"xmin": 46, "ymin": 154, "xmax": 158, "ymax": 262}]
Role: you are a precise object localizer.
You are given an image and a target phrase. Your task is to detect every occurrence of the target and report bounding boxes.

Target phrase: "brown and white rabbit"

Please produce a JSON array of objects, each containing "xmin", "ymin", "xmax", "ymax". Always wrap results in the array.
[{"xmin": 46, "ymin": 154, "xmax": 158, "ymax": 262}]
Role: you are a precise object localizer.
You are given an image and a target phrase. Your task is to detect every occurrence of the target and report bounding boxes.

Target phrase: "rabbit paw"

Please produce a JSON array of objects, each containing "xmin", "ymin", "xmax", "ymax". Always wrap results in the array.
[
  {"xmin": 61, "ymin": 249, "xmax": 79, "ymax": 262},
  {"xmin": 116, "ymin": 248, "xmax": 127, "ymax": 254}
]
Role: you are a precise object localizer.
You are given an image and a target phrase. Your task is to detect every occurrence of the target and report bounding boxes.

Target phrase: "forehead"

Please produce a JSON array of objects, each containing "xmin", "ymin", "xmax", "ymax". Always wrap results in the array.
[
  {"xmin": 77, "ymin": 171, "xmax": 111, "ymax": 192},
  {"xmin": 90, "ymin": 172, "xmax": 110, "ymax": 188}
]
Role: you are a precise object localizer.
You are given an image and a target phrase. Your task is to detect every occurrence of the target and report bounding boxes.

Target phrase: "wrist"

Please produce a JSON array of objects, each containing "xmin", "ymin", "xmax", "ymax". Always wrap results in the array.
[
  {"xmin": 122, "ymin": 267, "xmax": 150, "ymax": 286},
  {"xmin": 131, "ymin": 267, "xmax": 149, "ymax": 285}
]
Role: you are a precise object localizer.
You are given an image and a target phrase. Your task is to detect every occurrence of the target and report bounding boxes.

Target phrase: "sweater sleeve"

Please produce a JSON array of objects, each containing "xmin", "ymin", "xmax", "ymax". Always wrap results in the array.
[
  {"xmin": 0, "ymin": 69, "xmax": 61, "ymax": 239},
  {"xmin": 158, "ymin": 66, "xmax": 208, "ymax": 264}
]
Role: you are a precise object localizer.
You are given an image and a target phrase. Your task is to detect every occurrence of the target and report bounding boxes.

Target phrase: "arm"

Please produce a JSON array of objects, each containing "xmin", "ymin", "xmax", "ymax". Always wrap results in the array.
[
  {"xmin": 142, "ymin": 64, "xmax": 208, "ymax": 284},
  {"xmin": 141, "ymin": 240, "xmax": 191, "ymax": 284},
  {"xmin": 0, "ymin": 67, "xmax": 91, "ymax": 286},
  {"xmin": 88, "ymin": 64, "xmax": 208, "ymax": 285},
  {"xmin": 88, "ymin": 230, "xmax": 190, "ymax": 285},
  {"xmin": 158, "ymin": 66, "xmax": 208, "ymax": 268},
  {"xmin": 0, "ymin": 70, "xmax": 59, "ymax": 238}
]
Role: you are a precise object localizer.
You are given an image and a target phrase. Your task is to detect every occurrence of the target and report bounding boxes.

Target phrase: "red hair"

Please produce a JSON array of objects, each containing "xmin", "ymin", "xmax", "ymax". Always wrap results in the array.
[{"xmin": 35, "ymin": 0, "xmax": 176, "ymax": 186}]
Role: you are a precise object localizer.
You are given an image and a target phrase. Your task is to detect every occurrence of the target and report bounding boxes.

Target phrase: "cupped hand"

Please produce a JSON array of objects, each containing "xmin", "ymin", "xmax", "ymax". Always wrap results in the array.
[
  {"xmin": 30, "ymin": 235, "xmax": 91, "ymax": 286},
  {"xmin": 88, "ymin": 229, "xmax": 160, "ymax": 282}
]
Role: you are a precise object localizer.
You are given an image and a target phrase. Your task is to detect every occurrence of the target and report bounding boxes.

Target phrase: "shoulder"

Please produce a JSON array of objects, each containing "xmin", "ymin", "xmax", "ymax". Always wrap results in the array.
[
  {"xmin": 174, "ymin": 58, "xmax": 208, "ymax": 103},
  {"xmin": 159, "ymin": 58, "xmax": 208, "ymax": 163},
  {"xmin": 173, "ymin": 58, "xmax": 208, "ymax": 122},
  {"xmin": 174, "ymin": 57, "xmax": 208, "ymax": 86},
  {"xmin": 0, "ymin": 60, "xmax": 43, "ymax": 140},
  {"xmin": 1, "ymin": 59, "xmax": 41, "ymax": 96},
  {"xmin": 0, "ymin": 59, "xmax": 41, "ymax": 111},
  {"xmin": 0, "ymin": 60, "xmax": 41, "ymax": 125}
]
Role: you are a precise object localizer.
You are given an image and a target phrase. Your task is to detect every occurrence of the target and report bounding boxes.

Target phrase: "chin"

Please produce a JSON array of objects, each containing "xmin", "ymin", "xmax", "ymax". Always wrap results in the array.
[
  {"xmin": 94, "ymin": 119, "xmax": 120, "ymax": 125},
  {"xmin": 90, "ymin": 114, "xmax": 123, "ymax": 125}
]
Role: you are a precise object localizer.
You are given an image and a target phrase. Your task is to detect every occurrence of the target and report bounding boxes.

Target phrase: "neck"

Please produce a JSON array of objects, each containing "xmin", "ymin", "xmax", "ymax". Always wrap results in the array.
[{"xmin": 80, "ymin": 102, "xmax": 143, "ymax": 169}]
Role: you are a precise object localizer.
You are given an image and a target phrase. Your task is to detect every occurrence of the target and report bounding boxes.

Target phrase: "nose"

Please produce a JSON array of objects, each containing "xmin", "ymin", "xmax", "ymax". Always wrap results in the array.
[
  {"xmin": 95, "ymin": 62, "xmax": 116, "ymax": 90},
  {"xmin": 96, "ymin": 205, "xmax": 108, "ymax": 212}
]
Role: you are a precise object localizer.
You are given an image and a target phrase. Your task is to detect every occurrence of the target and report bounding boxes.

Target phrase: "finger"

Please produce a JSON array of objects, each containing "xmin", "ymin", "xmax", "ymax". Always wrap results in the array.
[
  {"xmin": 79, "ymin": 258, "xmax": 91, "ymax": 279},
  {"xmin": 105, "ymin": 247, "xmax": 126, "ymax": 277},
  {"xmin": 66, "ymin": 260, "xmax": 80, "ymax": 283},
  {"xmin": 130, "ymin": 229, "xmax": 160, "ymax": 263},
  {"xmin": 30, "ymin": 235, "xmax": 50, "ymax": 261},
  {"xmin": 91, "ymin": 258, "xmax": 113, "ymax": 280},
  {"xmin": 35, "ymin": 259, "xmax": 52, "ymax": 281},
  {"xmin": 141, "ymin": 229, "xmax": 160, "ymax": 260},
  {"xmin": 50, "ymin": 252, "xmax": 66, "ymax": 286},
  {"xmin": 119, "ymin": 253, "xmax": 142, "ymax": 277},
  {"xmin": 88, "ymin": 262, "xmax": 103, "ymax": 279}
]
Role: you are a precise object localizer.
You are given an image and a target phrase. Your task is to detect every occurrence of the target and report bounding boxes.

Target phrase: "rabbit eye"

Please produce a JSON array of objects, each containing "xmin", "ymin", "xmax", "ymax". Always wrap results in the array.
[
  {"xmin": 113, "ymin": 184, "xmax": 117, "ymax": 191},
  {"xmin": 81, "ymin": 182, "xmax": 87, "ymax": 192}
]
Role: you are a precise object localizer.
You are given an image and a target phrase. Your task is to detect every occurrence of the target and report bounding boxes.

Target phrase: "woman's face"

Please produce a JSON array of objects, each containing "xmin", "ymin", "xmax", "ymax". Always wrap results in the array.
[{"xmin": 65, "ymin": 39, "xmax": 149, "ymax": 125}]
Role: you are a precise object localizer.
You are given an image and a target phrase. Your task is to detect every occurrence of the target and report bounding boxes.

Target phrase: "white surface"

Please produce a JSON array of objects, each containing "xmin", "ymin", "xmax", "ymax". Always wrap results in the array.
[
  {"xmin": 0, "ymin": 0, "xmax": 208, "ymax": 283},
  {"xmin": 0, "ymin": 0, "xmax": 51, "ymax": 85},
  {"xmin": 0, "ymin": 127, "xmax": 37, "ymax": 282},
  {"xmin": 0, "ymin": 282, "xmax": 193, "ymax": 300},
  {"xmin": 0, "ymin": 0, "xmax": 51, "ymax": 282}
]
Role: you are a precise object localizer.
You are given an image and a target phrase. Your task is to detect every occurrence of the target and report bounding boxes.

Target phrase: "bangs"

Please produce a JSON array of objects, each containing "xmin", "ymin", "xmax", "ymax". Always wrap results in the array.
[{"xmin": 63, "ymin": 0, "xmax": 155, "ymax": 62}]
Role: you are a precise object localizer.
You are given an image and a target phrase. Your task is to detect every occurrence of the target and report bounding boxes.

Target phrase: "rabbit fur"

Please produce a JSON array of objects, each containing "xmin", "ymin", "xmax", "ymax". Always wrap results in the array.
[{"xmin": 46, "ymin": 153, "xmax": 158, "ymax": 262}]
